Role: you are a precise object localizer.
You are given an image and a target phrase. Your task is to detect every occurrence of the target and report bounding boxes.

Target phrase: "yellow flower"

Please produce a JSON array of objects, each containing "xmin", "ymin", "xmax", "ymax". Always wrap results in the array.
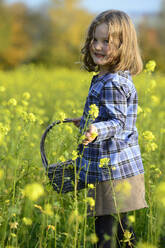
[
  {"xmin": 123, "ymin": 230, "xmax": 132, "ymax": 242},
  {"xmin": 10, "ymin": 222, "xmax": 18, "ymax": 229},
  {"xmin": 0, "ymin": 86, "xmax": 6, "ymax": 92},
  {"xmin": 11, "ymin": 233, "xmax": 17, "ymax": 238},
  {"xmin": 23, "ymin": 92, "xmax": 31, "ymax": 100},
  {"xmin": 23, "ymin": 183, "xmax": 44, "ymax": 201},
  {"xmin": 8, "ymin": 98, "xmax": 17, "ymax": 106},
  {"xmin": 89, "ymin": 104, "xmax": 99, "ymax": 120},
  {"xmin": 89, "ymin": 233, "xmax": 98, "ymax": 244},
  {"xmin": 44, "ymin": 204, "xmax": 53, "ymax": 216},
  {"xmin": 145, "ymin": 60, "xmax": 156, "ymax": 72},
  {"xmin": 151, "ymin": 95, "xmax": 160, "ymax": 106},
  {"xmin": 88, "ymin": 184, "xmax": 95, "ymax": 189},
  {"xmin": 79, "ymin": 134, "xmax": 86, "ymax": 144},
  {"xmin": 34, "ymin": 204, "xmax": 43, "ymax": 211},
  {"xmin": 22, "ymin": 100, "xmax": 29, "ymax": 106},
  {"xmin": 59, "ymin": 156, "xmax": 65, "ymax": 162},
  {"xmin": 23, "ymin": 217, "xmax": 32, "ymax": 226},
  {"xmin": 21, "ymin": 111, "xmax": 28, "ymax": 122},
  {"xmin": 145, "ymin": 142, "xmax": 158, "ymax": 152},
  {"xmin": 47, "ymin": 225, "xmax": 55, "ymax": 231},
  {"xmin": 99, "ymin": 158, "xmax": 110, "ymax": 168},
  {"xmin": 142, "ymin": 131, "xmax": 155, "ymax": 141},
  {"xmin": 72, "ymin": 150, "xmax": 78, "ymax": 160},
  {"xmin": 58, "ymin": 111, "xmax": 66, "ymax": 122},
  {"xmin": 28, "ymin": 113, "xmax": 36, "ymax": 123},
  {"xmin": 150, "ymin": 80, "xmax": 157, "ymax": 89},
  {"xmin": 86, "ymin": 197, "xmax": 95, "ymax": 208},
  {"xmin": 137, "ymin": 106, "xmax": 143, "ymax": 115},
  {"xmin": 128, "ymin": 215, "xmax": 135, "ymax": 223}
]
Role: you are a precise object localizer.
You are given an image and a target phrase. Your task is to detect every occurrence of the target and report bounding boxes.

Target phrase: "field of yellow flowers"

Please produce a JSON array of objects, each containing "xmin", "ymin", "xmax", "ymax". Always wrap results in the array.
[{"xmin": 0, "ymin": 62, "xmax": 165, "ymax": 248}]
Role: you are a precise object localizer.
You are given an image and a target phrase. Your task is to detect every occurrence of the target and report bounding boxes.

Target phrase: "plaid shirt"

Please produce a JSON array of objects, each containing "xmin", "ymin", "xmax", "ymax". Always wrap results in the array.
[{"xmin": 77, "ymin": 71, "xmax": 144, "ymax": 183}]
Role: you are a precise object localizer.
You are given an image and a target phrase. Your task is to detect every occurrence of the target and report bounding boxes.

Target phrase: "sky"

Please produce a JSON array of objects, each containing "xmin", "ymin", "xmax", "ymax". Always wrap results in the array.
[{"xmin": 6, "ymin": 0, "xmax": 162, "ymax": 14}]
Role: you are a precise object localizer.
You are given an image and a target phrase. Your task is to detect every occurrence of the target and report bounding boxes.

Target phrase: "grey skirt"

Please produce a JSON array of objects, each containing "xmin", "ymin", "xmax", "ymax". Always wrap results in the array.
[{"xmin": 87, "ymin": 173, "xmax": 148, "ymax": 216}]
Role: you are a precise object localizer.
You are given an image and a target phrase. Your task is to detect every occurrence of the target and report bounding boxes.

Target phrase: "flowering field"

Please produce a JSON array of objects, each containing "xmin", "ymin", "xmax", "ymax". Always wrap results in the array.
[{"xmin": 0, "ymin": 63, "xmax": 165, "ymax": 248}]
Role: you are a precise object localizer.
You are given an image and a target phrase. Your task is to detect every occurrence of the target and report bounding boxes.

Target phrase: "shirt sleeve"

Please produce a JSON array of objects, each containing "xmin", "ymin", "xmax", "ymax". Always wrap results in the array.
[{"xmin": 92, "ymin": 80, "xmax": 128, "ymax": 143}]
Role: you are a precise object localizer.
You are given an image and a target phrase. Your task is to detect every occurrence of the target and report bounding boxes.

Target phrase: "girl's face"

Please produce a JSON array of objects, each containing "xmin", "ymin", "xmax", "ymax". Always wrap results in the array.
[{"xmin": 90, "ymin": 23, "xmax": 111, "ymax": 74}]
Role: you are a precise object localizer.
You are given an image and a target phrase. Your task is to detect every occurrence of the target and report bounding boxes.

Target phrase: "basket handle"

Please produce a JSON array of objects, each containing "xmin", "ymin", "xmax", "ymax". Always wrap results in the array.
[{"xmin": 40, "ymin": 118, "xmax": 75, "ymax": 169}]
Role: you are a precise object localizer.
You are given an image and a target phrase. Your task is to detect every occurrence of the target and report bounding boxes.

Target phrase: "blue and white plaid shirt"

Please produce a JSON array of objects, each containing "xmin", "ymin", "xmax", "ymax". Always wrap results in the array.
[{"xmin": 77, "ymin": 71, "xmax": 144, "ymax": 183}]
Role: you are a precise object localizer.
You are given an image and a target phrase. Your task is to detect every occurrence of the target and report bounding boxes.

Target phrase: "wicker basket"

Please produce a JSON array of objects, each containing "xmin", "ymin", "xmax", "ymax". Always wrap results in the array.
[{"xmin": 40, "ymin": 119, "xmax": 86, "ymax": 193}]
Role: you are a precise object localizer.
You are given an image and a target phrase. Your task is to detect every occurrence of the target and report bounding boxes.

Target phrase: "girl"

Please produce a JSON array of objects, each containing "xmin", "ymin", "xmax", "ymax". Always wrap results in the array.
[{"xmin": 74, "ymin": 10, "xmax": 148, "ymax": 248}]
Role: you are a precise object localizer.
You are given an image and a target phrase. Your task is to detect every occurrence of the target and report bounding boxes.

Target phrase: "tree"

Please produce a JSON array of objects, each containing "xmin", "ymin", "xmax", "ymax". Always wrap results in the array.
[
  {"xmin": 138, "ymin": 0, "xmax": 165, "ymax": 72},
  {"xmin": 48, "ymin": 0, "xmax": 94, "ymax": 67}
]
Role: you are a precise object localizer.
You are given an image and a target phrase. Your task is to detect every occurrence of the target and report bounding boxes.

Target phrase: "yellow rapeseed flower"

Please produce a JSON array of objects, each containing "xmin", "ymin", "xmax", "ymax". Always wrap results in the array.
[
  {"xmin": 22, "ymin": 92, "xmax": 31, "ymax": 100},
  {"xmin": 23, "ymin": 217, "xmax": 32, "ymax": 226},
  {"xmin": 8, "ymin": 98, "xmax": 17, "ymax": 106},
  {"xmin": 142, "ymin": 131, "xmax": 155, "ymax": 141},
  {"xmin": 145, "ymin": 142, "xmax": 158, "ymax": 152},
  {"xmin": 23, "ymin": 183, "xmax": 44, "ymax": 201},
  {"xmin": 99, "ymin": 158, "xmax": 110, "ymax": 168},
  {"xmin": 28, "ymin": 113, "xmax": 36, "ymax": 123},
  {"xmin": 151, "ymin": 95, "xmax": 160, "ymax": 106},
  {"xmin": 22, "ymin": 100, "xmax": 29, "ymax": 106},
  {"xmin": 34, "ymin": 204, "xmax": 43, "ymax": 211},
  {"xmin": 137, "ymin": 106, "xmax": 143, "ymax": 115},
  {"xmin": 47, "ymin": 225, "xmax": 56, "ymax": 231},
  {"xmin": 0, "ymin": 86, "xmax": 6, "ymax": 92},
  {"xmin": 89, "ymin": 104, "xmax": 99, "ymax": 120},
  {"xmin": 58, "ymin": 112, "xmax": 66, "ymax": 122},
  {"xmin": 10, "ymin": 222, "xmax": 18, "ymax": 229},
  {"xmin": 145, "ymin": 60, "xmax": 156, "ymax": 72},
  {"xmin": 124, "ymin": 230, "xmax": 132, "ymax": 240},
  {"xmin": 89, "ymin": 233, "xmax": 99, "ymax": 244},
  {"xmin": 72, "ymin": 150, "xmax": 78, "ymax": 160},
  {"xmin": 59, "ymin": 156, "xmax": 65, "ymax": 162},
  {"xmin": 88, "ymin": 184, "xmax": 95, "ymax": 189},
  {"xmin": 86, "ymin": 197, "xmax": 95, "ymax": 209},
  {"xmin": 44, "ymin": 204, "xmax": 53, "ymax": 216},
  {"xmin": 128, "ymin": 215, "xmax": 135, "ymax": 223},
  {"xmin": 150, "ymin": 80, "xmax": 157, "ymax": 89}
]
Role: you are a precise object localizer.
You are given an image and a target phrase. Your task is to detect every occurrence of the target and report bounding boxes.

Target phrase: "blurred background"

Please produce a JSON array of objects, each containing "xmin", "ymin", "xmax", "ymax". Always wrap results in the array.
[{"xmin": 0, "ymin": 0, "xmax": 165, "ymax": 72}]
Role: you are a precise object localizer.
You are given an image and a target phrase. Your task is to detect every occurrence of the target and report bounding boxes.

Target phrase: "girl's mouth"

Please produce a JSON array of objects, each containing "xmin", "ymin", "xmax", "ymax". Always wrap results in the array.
[{"xmin": 94, "ymin": 53, "xmax": 105, "ymax": 58}]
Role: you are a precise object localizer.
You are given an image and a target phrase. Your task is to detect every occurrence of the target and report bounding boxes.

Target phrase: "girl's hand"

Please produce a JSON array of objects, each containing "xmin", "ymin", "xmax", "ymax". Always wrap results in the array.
[
  {"xmin": 72, "ymin": 117, "xmax": 81, "ymax": 128},
  {"xmin": 83, "ymin": 124, "xmax": 98, "ymax": 145}
]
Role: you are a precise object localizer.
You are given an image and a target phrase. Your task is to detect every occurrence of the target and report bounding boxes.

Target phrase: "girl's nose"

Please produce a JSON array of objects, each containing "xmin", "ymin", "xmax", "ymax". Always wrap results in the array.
[{"xmin": 94, "ymin": 41, "xmax": 102, "ymax": 50}]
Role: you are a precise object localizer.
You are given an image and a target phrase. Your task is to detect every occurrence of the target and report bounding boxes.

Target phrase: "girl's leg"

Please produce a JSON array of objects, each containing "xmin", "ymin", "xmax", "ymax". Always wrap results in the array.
[
  {"xmin": 94, "ymin": 213, "xmax": 137, "ymax": 248},
  {"xmin": 94, "ymin": 215, "xmax": 117, "ymax": 248}
]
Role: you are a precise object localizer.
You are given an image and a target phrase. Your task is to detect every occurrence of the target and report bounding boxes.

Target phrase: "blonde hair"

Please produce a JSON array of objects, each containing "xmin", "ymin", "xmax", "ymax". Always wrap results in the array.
[{"xmin": 81, "ymin": 10, "xmax": 143, "ymax": 75}]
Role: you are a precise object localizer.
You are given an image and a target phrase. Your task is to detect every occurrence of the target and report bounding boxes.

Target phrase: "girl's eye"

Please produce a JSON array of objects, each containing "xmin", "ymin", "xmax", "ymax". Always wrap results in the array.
[{"xmin": 104, "ymin": 40, "xmax": 109, "ymax": 44}]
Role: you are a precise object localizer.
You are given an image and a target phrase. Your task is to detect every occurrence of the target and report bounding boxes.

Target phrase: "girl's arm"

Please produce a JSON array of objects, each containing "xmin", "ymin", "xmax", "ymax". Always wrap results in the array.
[{"xmin": 90, "ymin": 81, "xmax": 129, "ymax": 143}]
